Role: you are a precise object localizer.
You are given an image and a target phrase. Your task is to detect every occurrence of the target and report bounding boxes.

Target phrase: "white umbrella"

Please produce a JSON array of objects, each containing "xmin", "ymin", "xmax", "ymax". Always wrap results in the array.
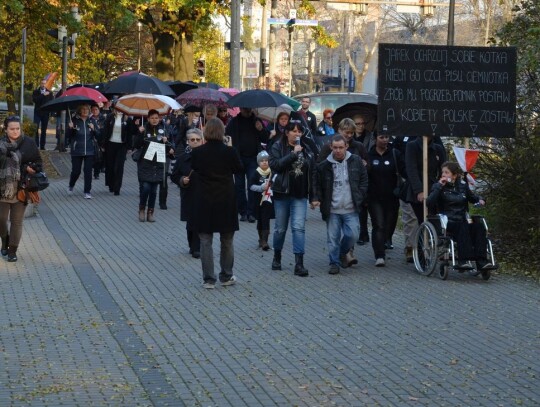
[
  {"xmin": 254, "ymin": 104, "xmax": 293, "ymax": 122},
  {"xmin": 115, "ymin": 93, "xmax": 182, "ymax": 116}
]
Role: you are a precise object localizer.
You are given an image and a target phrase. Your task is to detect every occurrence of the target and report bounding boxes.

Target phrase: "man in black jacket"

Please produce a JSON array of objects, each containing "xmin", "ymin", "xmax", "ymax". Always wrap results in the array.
[
  {"xmin": 297, "ymin": 96, "xmax": 318, "ymax": 140},
  {"xmin": 225, "ymin": 108, "xmax": 268, "ymax": 222},
  {"xmin": 312, "ymin": 135, "xmax": 368, "ymax": 275},
  {"xmin": 32, "ymin": 79, "xmax": 54, "ymax": 150}
]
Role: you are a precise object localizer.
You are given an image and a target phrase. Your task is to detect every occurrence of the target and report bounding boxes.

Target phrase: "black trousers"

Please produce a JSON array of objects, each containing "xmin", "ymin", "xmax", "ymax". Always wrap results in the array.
[
  {"xmin": 69, "ymin": 155, "xmax": 94, "ymax": 193},
  {"xmin": 256, "ymin": 201, "xmax": 273, "ymax": 231},
  {"xmin": 447, "ymin": 220, "xmax": 488, "ymax": 262},
  {"xmin": 368, "ymin": 197, "xmax": 400, "ymax": 259},
  {"xmin": 105, "ymin": 142, "xmax": 128, "ymax": 193}
]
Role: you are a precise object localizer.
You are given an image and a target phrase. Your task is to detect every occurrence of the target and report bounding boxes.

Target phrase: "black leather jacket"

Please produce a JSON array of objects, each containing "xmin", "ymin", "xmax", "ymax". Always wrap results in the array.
[{"xmin": 426, "ymin": 179, "xmax": 481, "ymax": 222}]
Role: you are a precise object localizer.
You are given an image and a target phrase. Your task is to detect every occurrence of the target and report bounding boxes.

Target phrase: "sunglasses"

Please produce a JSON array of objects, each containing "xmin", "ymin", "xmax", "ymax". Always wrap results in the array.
[
  {"xmin": 6, "ymin": 115, "xmax": 21, "ymax": 121},
  {"xmin": 188, "ymin": 138, "xmax": 202, "ymax": 142}
]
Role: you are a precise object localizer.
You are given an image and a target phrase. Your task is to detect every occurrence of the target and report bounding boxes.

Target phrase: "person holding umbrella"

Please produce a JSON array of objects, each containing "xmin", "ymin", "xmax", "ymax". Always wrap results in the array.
[
  {"xmin": 67, "ymin": 104, "xmax": 100, "ymax": 199},
  {"xmin": 32, "ymin": 79, "xmax": 54, "ymax": 150},
  {"xmin": 133, "ymin": 109, "xmax": 175, "ymax": 222}
]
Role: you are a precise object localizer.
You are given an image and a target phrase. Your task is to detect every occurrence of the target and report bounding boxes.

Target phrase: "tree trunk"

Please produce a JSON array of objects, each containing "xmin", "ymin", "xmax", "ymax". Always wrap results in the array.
[
  {"xmin": 174, "ymin": 36, "xmax": 194, "ymax": 81},
  {"xmin": 153, "ymin": 31, "xmax": 175, "ymax": 80}
]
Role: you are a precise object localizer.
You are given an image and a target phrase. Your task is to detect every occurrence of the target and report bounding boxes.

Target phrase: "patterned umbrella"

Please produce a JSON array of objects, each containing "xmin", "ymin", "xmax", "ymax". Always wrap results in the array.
[
  {"xmin": 115, "ymin": 93, "xmax": 181, "ymax": 116},
  {"xmin": 176, "ymin": 88, "xmax": 229, "ymax": 108}
]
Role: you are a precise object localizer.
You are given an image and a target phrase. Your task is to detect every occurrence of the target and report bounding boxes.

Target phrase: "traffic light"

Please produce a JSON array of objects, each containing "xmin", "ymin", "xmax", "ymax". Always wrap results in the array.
[{"xmin": 196, "ymin": 59, "xmax": 206, "ymax": 77}]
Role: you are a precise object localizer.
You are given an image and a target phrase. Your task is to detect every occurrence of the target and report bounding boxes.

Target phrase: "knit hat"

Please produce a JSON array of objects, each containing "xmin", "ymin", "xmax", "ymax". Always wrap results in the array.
[{"xmin": 257, "ymin": 150, "xmax": 269, "ymax": 164}]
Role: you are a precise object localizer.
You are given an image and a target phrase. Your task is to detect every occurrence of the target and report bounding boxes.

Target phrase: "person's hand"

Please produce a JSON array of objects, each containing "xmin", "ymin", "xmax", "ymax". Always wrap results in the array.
[
  {"xmin": 139, "ymin": 126, "xmax": 145, "ymax": 133},
  {"xmin": 162, "ymin": 136, "xmax": 168, "ymax": 143},
  {"xmin": 88, "ymin": 123, "xmax": 94, "ymax": 131},
  {"xmin": 255, "ymin": 121, "xmax": 263, "ymax": 131},
  {"xmin": 68, "ymin": 122, "xmax": 74, "ymax": 129},
  {"xmin": 310, "ymin": 201, "xmax": 320, "ymax": 209},
  {"xmin": 293, "ymin": 145, "xmax": 303, "ymax": 154},
  {"xmin": 263, "ymin": 180, "xmax": 270, "ymax": 191},
  {"xmin": 26, "ymin": 166, "xmax": 36, "ymax": 175},
  {"xmin": 439, "ymin": 176, "xmax": 449, "ymax": 185},
  {"xmin": 182, "ymin": 176, "xmax": 190, "ymax": 185},
  {"xmin": 417, "ymin": 192, "xmax": 424, "ymax": 202},
  {"xmin": 362, "ymin": 159, "xmax": 367, "ymax": 166},
  {"xmin": 478, "ymin": 199, "xmax": 486, "ymax": 206},
  {"xmin": 168, "ymin": 148, "xmax": 174, "ymax": 155},
  {"xmin": 270, "ymin": 130, "xmax": 276, "ymax": 138}
]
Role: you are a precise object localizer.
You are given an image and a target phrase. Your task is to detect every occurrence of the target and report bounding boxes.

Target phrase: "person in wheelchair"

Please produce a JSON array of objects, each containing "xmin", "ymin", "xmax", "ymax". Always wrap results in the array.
[{"xmin": 426, "ymin": 161, "xmax": 492, "ymax": 270}]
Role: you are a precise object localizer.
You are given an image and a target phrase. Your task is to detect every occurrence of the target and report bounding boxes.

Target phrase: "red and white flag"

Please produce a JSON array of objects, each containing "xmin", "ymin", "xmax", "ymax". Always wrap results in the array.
[{"xmin": 453, "ymin": 147, "xmax": 480, "ymax": 185}]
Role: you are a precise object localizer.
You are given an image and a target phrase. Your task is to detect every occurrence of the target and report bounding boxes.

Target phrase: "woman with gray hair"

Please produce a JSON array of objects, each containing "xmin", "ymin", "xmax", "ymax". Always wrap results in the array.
[
  {"xmin": 171, "ymin": 128, "xmax": 204, "ymax": 258},
  {"xmin": 191, "ymin": 118, "xmax": 243, "ymax": 289}
]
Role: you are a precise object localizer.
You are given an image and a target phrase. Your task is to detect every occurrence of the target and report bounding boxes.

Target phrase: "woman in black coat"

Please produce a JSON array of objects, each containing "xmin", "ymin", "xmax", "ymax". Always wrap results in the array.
[
  {"xmin": 0, "ymin": 116, "xmax": 43, "ymax": 262},
  {"xmin": 191, "ymin": 118, "xmax": 243, "ymax": 289},
  {"xmin": 133, "ymin": 109, "xmax": 174, "ymax": 222},
  {"xmin": 171, "ymin": 128, "xmax": 203, "ymax": 258},
  {"xmin": 426, "ymin": 161, "xmax": 491, "ymax": 270}
]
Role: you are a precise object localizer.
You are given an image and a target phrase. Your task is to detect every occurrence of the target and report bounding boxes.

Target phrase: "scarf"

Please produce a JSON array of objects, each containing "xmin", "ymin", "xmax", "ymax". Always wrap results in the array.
[
  {"xmin": 0, "ymin": 137, "xmax": 22, "ymax": 200},
  {"xmin": 256, "ymin": 167, "xmax": 271, "ymax": 178}
]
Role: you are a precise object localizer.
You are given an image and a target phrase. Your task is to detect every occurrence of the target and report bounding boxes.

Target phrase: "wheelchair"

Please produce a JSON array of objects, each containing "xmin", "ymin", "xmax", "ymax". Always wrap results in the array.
[{"xmin": 412, "ymin": 214, "xmax": 497, "ymax": 280}]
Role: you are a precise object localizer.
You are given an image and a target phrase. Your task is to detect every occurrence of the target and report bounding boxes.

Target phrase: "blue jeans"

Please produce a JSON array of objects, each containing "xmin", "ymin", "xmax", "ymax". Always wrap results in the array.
[
  {"xmin": 140, "ymin": 182, "xmax": 158, "ymax": 209},
  {"xmin": 234, "ymin": 156, "xmax": 257, "ymax": 216},
  {"xmin": 273, "ymin": 197, "xmax": 307, "ymax": 254},
  {"xmin": 326, "ymin": 212, "xmax": 360, "ymax": 265}
]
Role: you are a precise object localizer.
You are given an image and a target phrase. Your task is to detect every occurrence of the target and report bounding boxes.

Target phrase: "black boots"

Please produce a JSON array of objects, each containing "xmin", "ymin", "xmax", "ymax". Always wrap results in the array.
[
  {"xmin": 272, "ymin": 250, "xmax": 282, "ymax": 270},
  {"xmin": 294, "ymin": 254, "xmax": 309, "ymax": 277},
  {"xmin": 259, "ymin": 230, "xmax": 270, "ymax": 251},
  {"xmin": 7, "ymin": 245, "xmax": 17, "ymax": 262},
  {"xmin": 1, "ymin": 234, "xmax": 8, "ymax": 256}
]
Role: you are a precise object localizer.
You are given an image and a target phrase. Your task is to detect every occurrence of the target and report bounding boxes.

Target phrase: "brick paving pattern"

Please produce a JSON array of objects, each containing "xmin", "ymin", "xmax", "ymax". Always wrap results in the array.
[{"xmin": 0, "ymin": 141, "xmax": 538, "ymax": 406}]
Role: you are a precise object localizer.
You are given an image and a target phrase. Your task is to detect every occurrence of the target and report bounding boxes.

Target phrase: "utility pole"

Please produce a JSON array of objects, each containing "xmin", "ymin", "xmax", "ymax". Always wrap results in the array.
[
  {"xmin": 258, "ymin": 1, "xmax": 269, "ymax": 89},
  {"xmin": 268, "ymin": 0, "xmax": 278, "ymax": 92},
  {"xmin": 19, "ymin": 28, "xmax": 27, "ymax": 123},
  {"xmin": 229, "ymin": 0, "xmax": 242, "ymax": 89}
]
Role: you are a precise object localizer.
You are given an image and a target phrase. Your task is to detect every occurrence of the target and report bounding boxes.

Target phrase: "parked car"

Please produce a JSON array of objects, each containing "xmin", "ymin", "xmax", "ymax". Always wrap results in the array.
[{"xmin": 292, "ymin": 92, "xmax": 378, "ymax": 121}]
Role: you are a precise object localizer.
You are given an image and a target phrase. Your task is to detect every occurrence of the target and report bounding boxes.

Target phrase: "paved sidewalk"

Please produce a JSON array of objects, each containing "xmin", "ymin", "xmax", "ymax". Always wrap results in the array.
[{"xmin": 1, "ymin": 149, "xmax": 539, "ymax": 406}]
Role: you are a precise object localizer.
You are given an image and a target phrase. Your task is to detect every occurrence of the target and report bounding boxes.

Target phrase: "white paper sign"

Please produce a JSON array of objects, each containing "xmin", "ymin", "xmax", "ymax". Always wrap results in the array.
[{"xmin": 144, "ymin": 142, "xmax": 166, "ymax": 163}]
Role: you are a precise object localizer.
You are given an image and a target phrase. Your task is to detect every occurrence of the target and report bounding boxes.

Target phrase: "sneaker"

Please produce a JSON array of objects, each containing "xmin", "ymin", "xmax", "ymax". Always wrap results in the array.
[
  {"xmin": 457, "ymin": 261, "xmax": 473, "ymax": 269},
  {"xmin": 375, "ymin": 258, "xmax": 386, "ymax": 267},
  {"xmin": 67, "ymin": 187, "xmax": 73, "ymax": 195},
  {"xmin": 202, "ymin": 282, "xmax": 215, "ymax": 289},
  {"xmin": 329, "ymin": 264, "xmax": 340, "ymax": 275},
  {"xmin": 84, "ymin": 193, "xmax": 93, "ymax": 199},
  {"xmin": 221, "ymin": 276, "xmax": 237, "ymax": 286},
  {"xmin": 477, "ymin": 259, "xmax": 493, "ymax": 270}
]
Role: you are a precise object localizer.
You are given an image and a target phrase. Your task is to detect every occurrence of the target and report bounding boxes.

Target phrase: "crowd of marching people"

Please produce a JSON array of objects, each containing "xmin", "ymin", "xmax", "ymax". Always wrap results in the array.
[{"xmin": 1, "ymin": 91, "xmax": 491, "ymax": 287}]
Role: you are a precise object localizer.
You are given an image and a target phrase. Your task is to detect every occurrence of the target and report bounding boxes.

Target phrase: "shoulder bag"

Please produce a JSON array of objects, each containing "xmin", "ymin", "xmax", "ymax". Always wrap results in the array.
[{"xmin": 392, "ymin": 149, "xmax": 408, "ymax": 201}]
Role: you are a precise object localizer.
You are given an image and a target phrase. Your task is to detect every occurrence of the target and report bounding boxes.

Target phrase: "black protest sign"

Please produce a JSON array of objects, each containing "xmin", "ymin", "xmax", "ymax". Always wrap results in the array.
[{"xmin": 377, "ymin": 43, "xmax": 516, "ymax": 138}]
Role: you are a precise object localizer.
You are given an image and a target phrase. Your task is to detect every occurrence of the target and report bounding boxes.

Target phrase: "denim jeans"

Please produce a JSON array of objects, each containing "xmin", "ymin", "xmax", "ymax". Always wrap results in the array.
[
  {"xmin": 139, "ymin": 182, "xmax": 158, "ymax": 209},
  {"xmin": 234, "ymin": 156, "xmax": 258, "ymax": 216},
  {"xmin": 326, "ymin": 212, "xmax": 360, "ymax": 265},
  {"xmin": 273, "ymin": 197, "xmax": 307, "ymax": 254},
  {"xmin": 199, "ymin": 232, "xmax": 235, "ymax": 284}
]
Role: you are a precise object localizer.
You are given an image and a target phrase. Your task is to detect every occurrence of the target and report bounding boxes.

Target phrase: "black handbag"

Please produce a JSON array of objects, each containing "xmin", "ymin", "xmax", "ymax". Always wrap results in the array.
[
  {"xmin": 93, "ymin": 138, "xmax": 103, "ymax": 162},
  {"xmin": 26, "ymin": 171, "xmax": 49, "ymax": 192},
  {"xmin": 131, "ymin": 149, "xmax": 142, "ymax": 162}
]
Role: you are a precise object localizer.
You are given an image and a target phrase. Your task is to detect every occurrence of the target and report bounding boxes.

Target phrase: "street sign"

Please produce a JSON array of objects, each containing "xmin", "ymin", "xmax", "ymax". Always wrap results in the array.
[
  {"xmin": 289, "ymin": 9, "xmax": 297, "ymax": 19},
  {"xmin": 267, "ymin": 18, "xmax": 318, "ymax": 26},
  {"xmin": 293, "ymin": 19, "xmax": 319, "ymax": 26}
]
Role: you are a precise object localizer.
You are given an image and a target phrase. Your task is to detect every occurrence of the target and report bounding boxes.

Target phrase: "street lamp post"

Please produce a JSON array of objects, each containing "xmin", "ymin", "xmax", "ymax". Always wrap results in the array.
[{"xmin": 137, "ymin": 22, "xmax": 142, "ymax": 72}]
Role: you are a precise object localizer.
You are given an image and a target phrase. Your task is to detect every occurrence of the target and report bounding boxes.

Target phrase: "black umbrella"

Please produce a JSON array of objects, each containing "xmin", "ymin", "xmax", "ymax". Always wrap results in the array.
[
  {"xmin": 165, "ymin": 80, "xmax": 198, "ymax": 96},
  {"xmin": 102, "ymin": 73, "xmax": 175, "ymax": 97},
  {"xmin": 331, "ymin": 101, "xmax": 378, "ymax": 132},
  {"xmin": 188, "ymin": 81, "xmax": 222, "ymax": 90},
  {"xmin": 227, "ymin": 89, "xmax": 290, "ymax": 108},
  {"xmin": 40, "ymin": 95, "xmax": 96, "ymax": 113}
]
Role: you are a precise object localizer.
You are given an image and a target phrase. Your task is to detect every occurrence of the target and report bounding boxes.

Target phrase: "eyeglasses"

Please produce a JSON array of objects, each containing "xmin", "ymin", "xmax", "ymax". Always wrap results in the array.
[
  {"xmin": 188, "ymin": 138, "xmax": 202, "ymax": 142},
  {"xmin": 355, "ymin": 121, "xmax": 366, "ymax": 126}
]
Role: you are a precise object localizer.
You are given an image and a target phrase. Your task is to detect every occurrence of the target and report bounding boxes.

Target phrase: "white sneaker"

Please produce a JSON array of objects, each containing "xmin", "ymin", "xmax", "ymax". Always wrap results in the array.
[
  {"xmin": 67, "ymin": 187, "xmax": 73, "ymax": 195},
  {"xmin": 221, "ymin": 276, "xmax": 237, "ymax": 286},
  {"xmin": 84, "ymin": 193, "xmax": 93, "ymax": 199},
  {"xmin": 202, "ymin": 282, "xmax": 215, "ymax": 289},
  {"xmin": 375, "ymin": 258, "xmax": 386, "ymax": 267}
]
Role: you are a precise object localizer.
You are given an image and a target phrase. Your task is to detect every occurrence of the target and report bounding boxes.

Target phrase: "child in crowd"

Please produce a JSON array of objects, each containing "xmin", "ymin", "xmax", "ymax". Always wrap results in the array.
[{"xmin": 249, "ymin": 151, "xmax": 274, "ymax": 250}]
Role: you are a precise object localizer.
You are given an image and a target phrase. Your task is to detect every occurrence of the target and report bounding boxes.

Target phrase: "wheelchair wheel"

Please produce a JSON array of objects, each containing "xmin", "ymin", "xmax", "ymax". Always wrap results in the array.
[
  {"xmin": 439, "ymin": 264, "xmax": 449, "ymax": 280},
  {"xmin": 413, "ymin": 221, "xmax": 439, "ymax": 276},
  {"xmin": 481, "ymin": 269, "xmax": 491, "ymax": 281}
]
